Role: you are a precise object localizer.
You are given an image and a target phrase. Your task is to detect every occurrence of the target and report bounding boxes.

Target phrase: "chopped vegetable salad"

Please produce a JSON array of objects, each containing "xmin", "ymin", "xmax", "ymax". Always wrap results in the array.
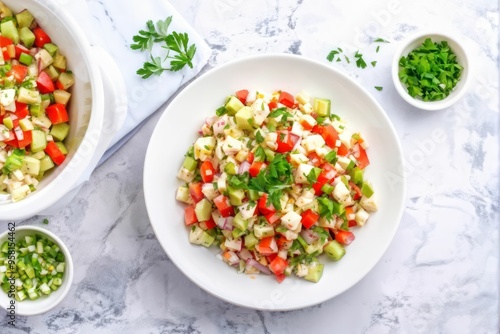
[{"xmin": 176, "ymin": 89, "xmax": 377, "ymax": 283}]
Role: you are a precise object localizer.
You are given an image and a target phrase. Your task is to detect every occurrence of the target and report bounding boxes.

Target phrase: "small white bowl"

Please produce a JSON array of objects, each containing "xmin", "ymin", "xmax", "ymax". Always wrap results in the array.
[
  {"xmin": 0, "ymin": 226, "xmax": 74, "ymax": 316},
  {"xmin": 392, "ymin": 32, "xmax": 470, "ymax": 110}
]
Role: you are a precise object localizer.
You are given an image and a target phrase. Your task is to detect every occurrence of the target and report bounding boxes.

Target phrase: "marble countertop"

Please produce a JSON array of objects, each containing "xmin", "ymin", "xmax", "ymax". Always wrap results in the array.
[{"xmin": 2, "ymin": 0, "xmax": 499, "ymax": 333}]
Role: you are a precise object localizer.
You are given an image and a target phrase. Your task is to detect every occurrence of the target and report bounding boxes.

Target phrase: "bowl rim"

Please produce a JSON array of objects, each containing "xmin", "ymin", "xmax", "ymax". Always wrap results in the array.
[
  {"xmin": 391, "ymin": 31, "xmax": 471, "ymax": 111},
  {"xmin": 0, "ymin": 225, "xmax": 74, "ymax": 316},
  {"xmin": 0, "ymin": 0, "xmax": 105, "ymax": 220},
  {"xmin": 144, "ymin": 53, "xmax": 406, "ymax": 310}
]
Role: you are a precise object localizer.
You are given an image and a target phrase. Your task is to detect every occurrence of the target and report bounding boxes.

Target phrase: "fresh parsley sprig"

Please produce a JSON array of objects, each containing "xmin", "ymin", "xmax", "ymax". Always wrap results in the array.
[{"xmin": 131, "ymin": 17, "xmax": 197, "ymax": 79}]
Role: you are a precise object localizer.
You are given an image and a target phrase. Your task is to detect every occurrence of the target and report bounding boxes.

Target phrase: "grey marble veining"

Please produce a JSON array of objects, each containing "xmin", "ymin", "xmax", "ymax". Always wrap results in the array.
[{"xmin": 1, "ymin": 0, "xmax": 499, "ymax": 333}]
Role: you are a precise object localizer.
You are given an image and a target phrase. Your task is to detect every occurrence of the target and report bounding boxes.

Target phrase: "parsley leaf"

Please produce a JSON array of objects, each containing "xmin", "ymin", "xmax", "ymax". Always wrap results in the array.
[
  {"xmin": 254, "ymin": 146, "xmax": 266, "ymax": 162},
  {"xmin": 306, "ymin": 167, "xmax": 321, "ymax": 185},
  {"xmin": 268, "ymin": 107, "xmax": 293, "ymax": 122},
  {"xmin": 327, "ymin": 50, "xmax": 339, "ymax": 62},
  {"xmin": 374, "ymin": 37, "xmax": 390, "ymax": 43},
  {"xmin": 255, "ymin": 130, "xmax": 264, "ymax": 144},
  {"xmin": 374, "ymin": 86, "xmax": 383, "ymax": 91},
  {"xmin": 131, "ymin": 17, "xmax": 197, "ymax": 79},
  {"xmin": 354, "ymin": 51, "xmax": 367, "ymax": 69},
  {"xmin": 324, "ymin": 150, "xmax": 337, "ymax": 164}
]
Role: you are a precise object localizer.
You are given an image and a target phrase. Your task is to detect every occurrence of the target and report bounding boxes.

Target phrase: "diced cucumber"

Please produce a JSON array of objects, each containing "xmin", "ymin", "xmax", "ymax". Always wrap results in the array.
[
  {"xmin": 44, "ymin": 65, "xmax": 60, "ymax": 81},
  {"xmin": 19, "ymin": 27, "xmax": 35, "ymax": 49},
  {"xmin": 253, "ymin": 224, "xmax": 275, "ymax": 238},
  {"xmin": 53, "ymin": 90, "xmax": 71, "ymax": 105},
  {"xmin": 21, "ymin": 156, "xmax": 41, "ymax": 176},
  {"xmin": 17, "ymin": 87, "xmax": 40, "ymax": 105},
  {"xmin": 50, "ymin": 123, "xmax": 70, "ymax": 141},
  {"xmin": 55, "ymin": 142, "xmax": 67, "ymax": 155},
  {"xmin": 15, "ymin": 10, "xmax": 34, "ymax": 29},
  {"xmin": 244, "ymin": 233, "xmax": 259, "ymax": 249},
  {"xmin": 304, "ymin": 263, "xmax": 324, "ymax": 283},
  {"xmin": 324, "ymin": 240, "xmax": 346, "ymax": 260},
  {"xmin": 232, "ymin": 227, "xmax": 245, "ymax": 239},
  {"xmin": 39, "ymin": 155, "xmax": 55, "ymax": 172},
  {"xmin": 29, "ymin": 104, "xmax": 43, "ymax": 117},
  {"xmin": 194, "ymin": 198, "xmax": 212, "ymax": 222},
  {"xmin": 233, "ymin": 212, "xmax": 248, "ymax": 231},
  {"xmin": 189, "ymin": 226, "xmax": 215, "ymax": 247},
  {"xmin": 361, "ymin": 182, "xmax": 374, "ymax": 198},
  {"xmin": 0, "ymin": 20, "xmax": 19, "ymax": 45},
  {"xmin": 224, "ymin": 96, "xmax": 244, "ymax": 115},
  {"xmin": 30, "ymin": 130, "xmax": 47, "ymax": 153},
  {"xmin": 52, "ymin": 54, "xmax": 66, "ymax": 70},
  {"xmin": 349, "ymin": 167, "xmax": 364, "ymax": 185},
  {"xmin": 43, "ymin": 43, "xmax": 58, "ymax": 57},
  {"xmin": 227, "ymin": 186, "xmax": 245, "ymax": 206},
  {"xmin": 57, "ymin": 72, "xmax": 74, "ymax": 90},
  {"xmin": 182, "ymin": 156, "xmax": 197, "ymax": 172},
  {"xmin": 223, "ymin": 161, "xmax": 237, "ymax": 175},
  {"xmin": 235, "ymin": 106, "xmax": 255, "ymax": 130}
]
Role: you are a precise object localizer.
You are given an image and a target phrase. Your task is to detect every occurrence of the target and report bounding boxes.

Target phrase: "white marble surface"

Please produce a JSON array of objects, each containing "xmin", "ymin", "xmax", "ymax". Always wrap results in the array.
[{"xmin": 2, "ymin": 0, "xmax": 499, "ymax": 333}]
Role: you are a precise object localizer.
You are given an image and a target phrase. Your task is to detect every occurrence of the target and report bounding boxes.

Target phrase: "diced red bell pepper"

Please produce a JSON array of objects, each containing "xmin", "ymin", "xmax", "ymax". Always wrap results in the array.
[
  {"xmin": 204, "ymin": 216, "xmax": 217, "ymax": 229},
  {"xmin": 213, "ymin": 194, "xmax": 234, "ymax": 217},
  {"xmin": 184, "ymin": 205, "xmax": 198, "ymax": 226},
  {"xmin": 258, "ymin": 194, "xmax": 275, "ymax": 215},
  {"xmin": 235, "ymin": 89, "xmax": 249, "ymax": 104},
  {"xmin": 2, "ymin": 48, "xmax": 10, "ymax": 62},
  {"xmin": 335, "ymin": 230, "xmax": 355, "ymax": 245},
  {"xmin": 188, "ymin": 182, "xmax": 204, "ymax": 203},
  {"xmin": 45, "ymin": 104, "xmax": 69, "ymax": 124},
  {"xmin": 337, "ymin": 143, "xmax": 349, "ymax": 156},
  {"xmin": 268, "ymin": 100, "xmax": 278, "ymax": 110},
  {"xmin": 307, "ymin": 152, "xmax": 323, "ymax": 167},
  {"xmin": 269, "ymin": 256, "xmax": 288, "ymax": 275},
  {"xmin": 15, "ymin": 44, "xmax": 30, "ymax": 59},
  {"xmin": 14, "ymin": 102, "xmax": 29, "ymax": 120},
  {"xmin": 276, "ymin": 130, "xmax": 300, "ymax": 153},
  {"xmin": 246, "ymin": 151, "xmax": 254, "ymax": 163},
  {"xmin": 44, "ymin": 141, "xmax": 66, "ymax": 165},
  {"xmin": 199, "ymin": 161, "xmax": 216, "ymax": 183},
  {"xmin": 36, "ymin": 71, "xmax": 55, "ymax": 94},
  {"xmin": 249, "ymin": 161, "xmax": 264, "ymax": 178},
  {"xmin": 9, "ymin": 65, "xmax": 28, "ymax": 84},
  {"xmin": 33, "ymin": 27, "xmax": 52, "ymax": 47},
  {"xmin": 299, "ymin": 118, "xmax": 314, "ymax": 131},
  {"xmin": 278, "ymin": 91, "xmax": 295, "ymax": 108},
  {"xmin": 276, "ymin": 235, "xmax": 292, "ymax": 249},
  {"xmin": 345, "ymin": 206, "xmax": 357, "ymax": 227},
  {"xmin": 301, "ymin": 209, "xmax": 319, "ymax": 229},
  {"xmin": 256, "ymin": 236, "xmax": 278, "ymax": 255},
  {"xmin": 312, "ymin": 163, "xmax": 336, "ymax": 195},
  {"xmin": 275, "ymin": 273, "xmax": 286, "ymax": 283}
]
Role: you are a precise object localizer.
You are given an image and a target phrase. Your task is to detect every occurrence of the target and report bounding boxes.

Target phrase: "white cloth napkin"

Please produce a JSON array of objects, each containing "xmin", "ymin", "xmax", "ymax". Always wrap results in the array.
[{"xmin": 64, "ymin": 0, "xmax": 211, "ymax": 160}]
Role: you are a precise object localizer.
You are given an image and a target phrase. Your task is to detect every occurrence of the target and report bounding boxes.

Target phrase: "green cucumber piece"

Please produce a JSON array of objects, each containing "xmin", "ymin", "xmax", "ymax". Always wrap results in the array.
[{"xmin": 324, "ymin": 240, "xmax": 346, "ymax": 260}]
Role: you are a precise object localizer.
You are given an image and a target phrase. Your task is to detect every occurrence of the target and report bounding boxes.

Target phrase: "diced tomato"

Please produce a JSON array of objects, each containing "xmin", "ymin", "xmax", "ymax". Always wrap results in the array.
[
  {"xmin": 275, "ymin": 273, "xmax": 286, "ymax": 283},
  {"xmin": 278, "ymin": 91, "xmax": 295, "ymax": 108},
  {"xmin": 264, "ymin": 211, "xmax": 281, "ymax": 225},
  {"xmin": 335, "ymin": 230, "xmax": 355, "ymax": 245},
  {"xmin": 44, "ymin": 141, "xmax": 66, "ymax": 165},
  {"xmin": 266, "ymin": 253, "xmax": 278, "ymax": 263},
  {"xmin": 258, "ymin": 194, "xmax": 275, "ymax": 215},
  {"xmin": 213, "ymin": 194, "xmax": 234, "ymax": 217},
  {"xmin": 17, "ymin": 130, "xmax": 32, "ymax": 149},
  {"xmin": 9, "ymin": 65, "xmax": 28, "ymax": 84},
  {"xmin": 256, "ymin": 236, "xmax": 278, "ymax": 255},
  {"xmin": 301, "ymin": 209, "xmax": 319, "ymax": 229},
  {"xmin": 249, "ymin": 161, "xmax": 264, "ymax": 177},
  {"xmin": 307, "ymin": 152, "xmax": 323, "ymax": 167},
  {"xmin": 2, "ymin": 48, "xmax": 10, "ymax": 62},
  {"xmin": 323, "ymin": 125, "xmax": 341, "ymax": 148},
  {"xmin": 312, "ymin": 163, "xmax": 336, "ymax": 195},
  {"xmin": 269, "ymin": 256, "xmax": 288, "ymax": 275},
  {"xmin": 188, "ymin": 182, "xmax": 204, "ymax": 203},
  {"xmin": 246, "ymin": 151, "xmax": 254, "ymax": 163},
  {"xmin": 14, "ymin": 102, "xmax": 29, "ymax": 120},
  {"xmin": 184, "ymin": 205, "xmax": 198, "ymax": 226},
  {"xmin": 15, "ymin": 44, "xmax": 30, "ymax": 59},
  {"xmin": 276, "ymin": 130, "xmax": 300, "ymax": 153},
  {"xmin": 299, "ymin": 118, "xmax": 314, "ymax": 130},
  {"xmin": 45, "ymin": 104, "xmax": 69, "ymax": 124},
  {"xmin": 350, "ymin": 181, "xmax": 362, "ymax": 200},
  {"xmin": 200, "ymin": 161, "xmax": 216, "ymax": 183},
  {"xmin": 337, "ymin": 143, "xmax": 349, "ymax": 156},
  {"xmin": 36, "ymin": 71, "xmax": 55, "ymax": 94},
  {"xmin": 276, "ymin": 235, "xmax": 292, "ymax": 249},
  {"xmin": 345, "ymin": 206, "xmax": 357, "ymax": 227},
  {"xmin": 235, "ymin": 89, "xmax": 249, "ymax": 104},
  {"xmin": 33, "ymin": 27, "xmax": 52, "ymax": 47},
  {"xmin": 204, "ymin": 216, "xmax": 217, "ymax": 229},
  {"xmin": 268, "ymin": 100, "xmax": 278, "ymax": 110},
  {"xmin": 354, "ymin": 143, "xmax": 370, "ymax": 169},
  {"xmin": 0, "ymin": 36, "xmax": 13, "ymax": 47}
]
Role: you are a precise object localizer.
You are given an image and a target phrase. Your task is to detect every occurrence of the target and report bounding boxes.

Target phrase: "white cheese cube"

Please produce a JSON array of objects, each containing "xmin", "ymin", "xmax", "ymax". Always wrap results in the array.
[
  {"xmin": 337, "ymin": 156, "xmax": 352, "ymax": 170},
  {"xmin": 296, "ymin": 263, "xmax": 309, "ymax": 277},
  {"xmin": 299, "ymin": 114, "xmax": 316, "ymax": 129},
  {"xmin": 355, "ymin": 208, "xmax": 370, "ymax": 226},
  {"xmin": 0, "ymin": 89, "xmax": 16, "ymax": 107},
  {"xmin": 265, "ymin": 132, "xmax": 278, "ymax": 150},
  {"xmin": 176, "ymin": 186, "xmax": 191, "ymax": 204},
  {"xmin": 281, "ymin": 211, "xmax": 302, "ymax": 230},
  {"xmin": 217, "ymin": 172, "xmax": 228, "ymax": 193},
  {"xmin": 177, "ymin": 167, "xmax": 195, "ymax": 183},
  {"xmin": 222, "ymin": 135, "xmax": 242, "ymax": 155},
  {"xmin": 302, "ymin": 134, "xmax": 325, "ymax": 153},
  {"xmin": 238, "ymin": 202, "xmax": 256, "ymax": 220},
  {"xmin": 194, "ymin": 136, "xmax": 216, "ymax": 161},
  {"xmin": 290, "ymin": 122, "xmax": 304, "ymax": 137},
  {"xmin": 213, "ymin": 115, "xmax": 229, "ymax": 136},
  {"xmin": 201, "ymin": 183, "xmax": 220, "ymax": 201},
  {"xmin": 295, "ymin": 188, "xmax": 315, "ymax": 208},
  {"xmin": 289, "ymin": 152, "xmax": 309, "ymax": 166},
  {"xmin": 252, "ymin": 98, "xmax": 271, "ymax": 126},
  {"xmin": 295, "ymin": 91, "xmax": 311, "ymax": 105},
  {"xmin": 294, "ymin": 163, "xmax": 314, "ymax": 184},
  {"xmin": 359, "ymin": 195, "xmax": 378, "ymax": 212},
  {"xmin": 300, "ymin": 102, "xmax": 313, "ymax": 114},
  {"xmin": 333, "ymin": 182, "xmax": 352, "ymax": 204}
]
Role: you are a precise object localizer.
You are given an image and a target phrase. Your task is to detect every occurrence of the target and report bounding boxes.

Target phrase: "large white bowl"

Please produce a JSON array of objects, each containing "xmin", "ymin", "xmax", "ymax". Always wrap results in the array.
[
  {"xmin": 0, "ymin": 225, "xmax": 74, "ymax": 315},
  {"xmin": 144, "ymin": 54, "xmax": 406, "ymax": 311},
  {"xmin": 0, "ymin": 0, "xmax": 126, "ymax": 221}
]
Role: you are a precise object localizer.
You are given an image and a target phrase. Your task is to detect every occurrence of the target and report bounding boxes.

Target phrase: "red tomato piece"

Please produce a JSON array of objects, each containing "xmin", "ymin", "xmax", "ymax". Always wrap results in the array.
[
  {"xmin": 299, "ymin": 118, "xmax": 314, "ymax": 131},
  {"xmin": 235, "ymin": 89, "xmax": 249, "ymax": 104},
  {"xmin": 264, "ymin": 211, "xmax": 281, "ymax": 225},
  {"xmin": 258, "ymin": 194, "xmax": 275, "ymax": 215},
  {"xmin": 276, "ymin": 131, "xmax": 300, "ymax": 153},
  {"xmin": 9, "ymin": 65, "xmax": 28, "ymax": 84},
  {"xmin": 2, "ymin": 49, "xmax": 10, "ymax": 62},
  {"xmin": 345, "ymin": 206, "xmax": 357, "ymax": 227},
  {"xmin": 268, "ymin": 100, "xmax": 278, "ymax": 110},
  {"xmin": 200, "ymin": 161, "xmax": 216, "ymax": 183},
  {"xmin": 256, "ymin": 236, "xmax": 278, "ymax": 255},
  {"xmin": 213, "ymin": 194, "xmax": 234, "ymax": 217},
  {"xmin": 307, "ymin": 152, "xmax": 323, "ymax": 167},
  {"xmin": 14, "ymin": 102, "xmax": 29, "ymax": 120},
  {"xmin": 249, "ymin": 161, "xmax": 264, "ymax": 178},
  {"xmin": 17, "ymin": 131, "xmax": 32, "ymax": 149},
  {"xmin": 15, "ymin": 44, "xmax": 30, "ymax": 59},
  {"xmin": 301, "ymin": 209, "xmax": 319, "ymax": 229},
  {"xmin": 335, "ymin": 230, "xmax": 355, "ymax": 245},
  {"xmin": 33, "ymin": 27, "xmax": 52, "ymax": 47},
  {"xmin": 246, "ymin": 151, "xmax": 254, "ymax": 163},
  {"xmin": 189, "ymin": 182, "xmax": 204, "ymax": 203},
  {"xmin": 275, "ymin": 273, "xmax": 286, "ymax": 284},
  {"xmin": 269, "ymin": 256, "xmax": 288, "ymax": 275},
  {"xmin": 36, "ymin": 71, "xmax": 55, "ymax": 94},
  {"xmin": 276, "ymin": 235, "xmax": 293, "ymax": 249},
  {"xmin": 354, "ymin": 143, "xmax": 370, "ymax": 169},
  {"xmin": 278, "ymin": 91, "xmax": 295, "ymax": 108},
  {"xmin": 184, "ymin": 205, "xmax": 198, "ymax": 226},
  {"xmin": 337, "ymin": 143, "xmax": 349, "ymax": 156},
  {"xmin": 0, "ymin": 36, "xmax": 13, "ymax": 47},
  {"xmin": 204, "ymin": 216, "xmax": 217, "ymax": 230},
  {"xmin": 44, "ymin": 141, "xmax": 66, "ymax": 165},
  {"xmin": 45, "ymin": 104, "xmax": 69, "ymax": 124},
  {"xmin": 321, "ymin": 124, "xmax": 340, "ymax": 148}
]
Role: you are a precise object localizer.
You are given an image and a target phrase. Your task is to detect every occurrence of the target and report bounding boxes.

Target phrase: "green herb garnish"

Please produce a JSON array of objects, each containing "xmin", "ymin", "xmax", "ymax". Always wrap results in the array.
[{"xmin": 131, "ymin": 17, "xmax": 197, "ymax": 79}]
